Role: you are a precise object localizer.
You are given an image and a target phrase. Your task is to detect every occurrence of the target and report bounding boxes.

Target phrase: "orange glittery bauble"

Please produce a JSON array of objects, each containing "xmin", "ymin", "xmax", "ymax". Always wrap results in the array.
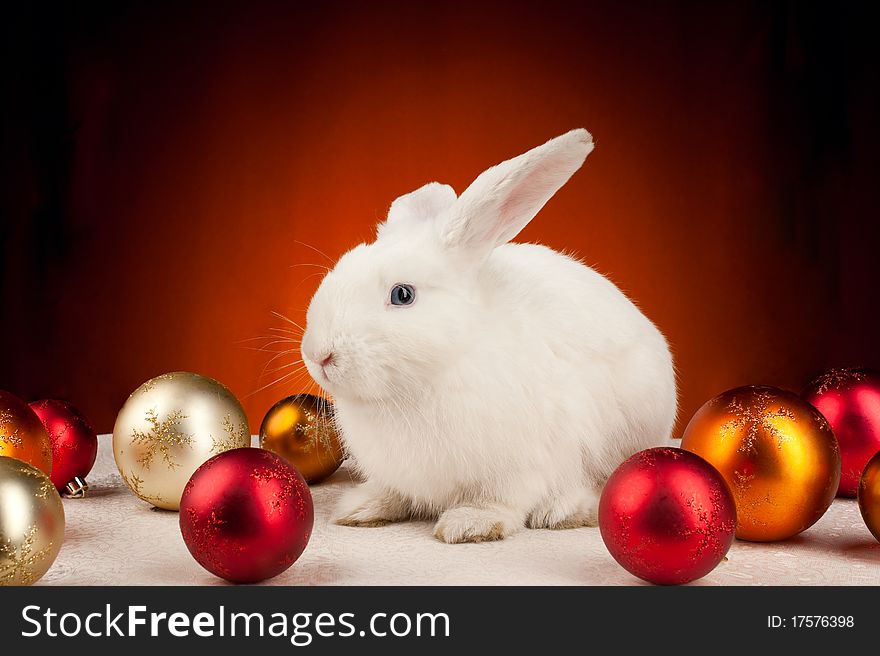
[
  {"xmin": 0, "ymin": 390, "xmax": 53, "ymax": 476},
  {"xmin": 681, "ymin": 385, "xmax": 840, "ymax": 542},
  {"xmin": 259, "ymin": 394, "xmax": 344, "ymax": 484},
  {"xmin": 858, "ymin": 451, "xmax": 880, "ymax": 542}
]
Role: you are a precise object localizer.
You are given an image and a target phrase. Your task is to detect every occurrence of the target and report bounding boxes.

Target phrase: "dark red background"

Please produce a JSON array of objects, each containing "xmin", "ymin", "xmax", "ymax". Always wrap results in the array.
[{"xmin": 2, "ymin": 1, "xmax": 878, "ymax": 434}]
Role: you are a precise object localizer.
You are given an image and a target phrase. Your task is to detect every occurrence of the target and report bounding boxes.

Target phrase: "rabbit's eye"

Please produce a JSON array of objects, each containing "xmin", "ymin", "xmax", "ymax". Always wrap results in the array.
[{"xmin": 389, "ymin": 283, "xmax": 416, "ymax": 306}]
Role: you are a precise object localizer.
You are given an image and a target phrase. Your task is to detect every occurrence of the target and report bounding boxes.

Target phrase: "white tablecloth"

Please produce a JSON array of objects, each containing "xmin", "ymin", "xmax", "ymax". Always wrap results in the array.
[{"xmin": 40, "ymin": 435, "xmax": 880, "ymax": 586}]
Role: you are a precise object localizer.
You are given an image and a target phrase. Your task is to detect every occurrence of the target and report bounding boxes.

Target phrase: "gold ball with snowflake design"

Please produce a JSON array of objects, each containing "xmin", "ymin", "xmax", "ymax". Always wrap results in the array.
[
  {"xmin": 0, "ymin": 456, "xmax": 65, "ymax": 585},
  {"xmin": 113, "ymin": 372, "xmax": 251, "ymax": 510},
  {"xmin": 681, "ymin": 385, "xmax": 840, "ymax": 541}
]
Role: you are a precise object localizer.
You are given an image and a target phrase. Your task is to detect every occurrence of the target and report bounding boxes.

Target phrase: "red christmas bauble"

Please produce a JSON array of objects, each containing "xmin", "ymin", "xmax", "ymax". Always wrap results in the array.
[
  {"xmin": 30, "ymin": 399, "xmax": 98, "ymax": 492},
  {"xmin": 599, "ymin": 447, "xmax": 736, "ymax": 585},
  {"xmin": 803, "ymin": 368, "xmax": 880, "ymax": 497},
  {"xmin": 179, "ymin": 447, "xmax": 314, "ymax": 583}
]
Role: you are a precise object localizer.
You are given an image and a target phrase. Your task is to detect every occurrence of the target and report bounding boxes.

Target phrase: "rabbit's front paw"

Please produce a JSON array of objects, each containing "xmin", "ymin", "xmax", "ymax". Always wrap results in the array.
[
  {"xmin": 433, "ymin": 505, "xmax": 521, "ymax": 544},
  {"xmin": 527, "ymin": 488, "xmax": 599, "ymax": 529},
  {"xmin": 334, "ymin": 484, "xmax": 410, "ymax": 527}
]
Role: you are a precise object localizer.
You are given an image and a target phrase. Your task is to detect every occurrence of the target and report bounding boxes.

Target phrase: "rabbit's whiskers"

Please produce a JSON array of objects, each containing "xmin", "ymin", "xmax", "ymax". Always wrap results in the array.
[
  {"xmin": 293, "ymin": 239, "xmax": 334, "ymax": 264},
  {"xmin": 244, "ymin": 365, "xmax": 309, "ymax": 399},
  {"xmin": 271, "ymin": 311, "xmax": 306, "ymax": 333}
]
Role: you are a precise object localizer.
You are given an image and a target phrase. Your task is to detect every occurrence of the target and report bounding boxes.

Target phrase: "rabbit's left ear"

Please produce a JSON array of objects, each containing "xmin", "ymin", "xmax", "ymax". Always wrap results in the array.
[
  {"xmin": 441, "ymin": 129, "xmax": 593, "ymax": 261},
  {"xmin": 379, "ymin": 182, "xmax": 457, "ymax": 238}
]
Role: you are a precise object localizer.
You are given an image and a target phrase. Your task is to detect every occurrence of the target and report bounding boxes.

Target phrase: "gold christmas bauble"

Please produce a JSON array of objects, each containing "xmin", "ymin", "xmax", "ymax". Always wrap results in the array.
[
  {"xmin": 681, "ymin": 385, "xmax": 840, "ymax": 542},
  {"xmin": 0, "ymin": 455, "xmax": 65, "ymax": 585},
  {"xmin": 858, "ymin": 451, "xmax": 880, "ymax": 542},
  {"xmin": 260, "ymin": 394, "xmax": 343, "ymax": 483},
  {"xmin": 0, "ymin": 390, "xmax": 52, "ymax": 476},
  {"xmin": 113, "ymin": 372, "xmax": 251, "ymax": 510}
]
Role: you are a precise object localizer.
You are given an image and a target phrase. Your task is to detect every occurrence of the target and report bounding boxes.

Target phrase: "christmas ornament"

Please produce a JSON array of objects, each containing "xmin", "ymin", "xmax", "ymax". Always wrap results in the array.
[
  {"xmin": 858, "ymin": 451, "xmax": 880, "ymax": 542},
  {"xmin": 113, "ymin": 372, "xmax": 251, "ymax": 510},
  {"xmin": 29, "ymin": 399, "xmax": 98, "ymax": 495},
  {"xmin": 179, "ymin": 447, "xmax": 313, "ymax": 583},
  {"xmin": 803, "ymin": 368, "xmax": 880, "ymax": 497},
  {"xmin": 598, "ymin": 447, "xmax": 735, "ymax": 585},
  {"xmin": 681, "ymin": 385, "xmax": 839, "ymax": 542},
  {"xmin": 0, "ymin": 390, "xmax": 52, "ymax": 476},
  {"xmin": 259, "ymin": 394, "xmax": 344, "ymax": 483},
  {"xmin": 0, "ymin": 456, "xmax": 65, "ymax": 585}
]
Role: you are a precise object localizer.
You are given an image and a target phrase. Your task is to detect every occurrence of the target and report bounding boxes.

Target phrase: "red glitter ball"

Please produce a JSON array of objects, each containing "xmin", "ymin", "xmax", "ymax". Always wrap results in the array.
[
  {"xmin": 803, "ymin": 368, "xmax": 880, "ymax": 497},
  {"xmin": 599, "ymin": 447, "xmax": 736, "ymax": 585},
  {"xmin": 179, "ymin": 448, "xmax": 314, "ymax": 583},
  {"xmin": 29, "ymin": 399, "xmax": 98, "ymax": 491}
]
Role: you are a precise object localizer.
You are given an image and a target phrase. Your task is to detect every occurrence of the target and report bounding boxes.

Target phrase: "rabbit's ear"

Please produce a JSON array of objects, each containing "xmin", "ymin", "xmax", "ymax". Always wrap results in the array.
[
  {"xmin": 380, "ymin": 182, "xmax": 457, "ymax": 236},
  {"xmin": 442, "ymin": 129, "xmax": 593, "ymax": 260}
]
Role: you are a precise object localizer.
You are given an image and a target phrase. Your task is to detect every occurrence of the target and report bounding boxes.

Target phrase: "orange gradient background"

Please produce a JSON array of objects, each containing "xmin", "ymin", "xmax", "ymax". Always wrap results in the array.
[{"xmin": 2, "ymin": 1, "xmax": 879, "ymax": 433}]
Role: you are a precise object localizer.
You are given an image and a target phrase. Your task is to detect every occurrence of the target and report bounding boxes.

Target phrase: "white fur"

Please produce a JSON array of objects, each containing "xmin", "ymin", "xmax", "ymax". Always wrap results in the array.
[{"xmin": 302, "ymin": 129, "xmax": 677, "ymax": 543}]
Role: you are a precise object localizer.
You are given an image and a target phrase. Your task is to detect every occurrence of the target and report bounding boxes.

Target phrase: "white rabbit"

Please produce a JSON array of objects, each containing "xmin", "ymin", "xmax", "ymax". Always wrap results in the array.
[{"xmin": 301, "ymin": 129, "xmax": 677, "ymax": 543}]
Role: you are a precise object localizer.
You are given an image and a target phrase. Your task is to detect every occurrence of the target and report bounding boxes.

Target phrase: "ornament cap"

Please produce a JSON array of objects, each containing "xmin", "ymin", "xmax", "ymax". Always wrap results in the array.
[{"xmin": 62, "ymin": 476, "xmax": 89, "ymax": 499}]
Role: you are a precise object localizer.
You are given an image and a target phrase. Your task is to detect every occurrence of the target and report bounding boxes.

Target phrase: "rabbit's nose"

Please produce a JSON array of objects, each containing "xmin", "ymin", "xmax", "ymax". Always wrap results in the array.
[{"xmin": 319, "ymin": 352, "xmax": 335, "ymax": 368}]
